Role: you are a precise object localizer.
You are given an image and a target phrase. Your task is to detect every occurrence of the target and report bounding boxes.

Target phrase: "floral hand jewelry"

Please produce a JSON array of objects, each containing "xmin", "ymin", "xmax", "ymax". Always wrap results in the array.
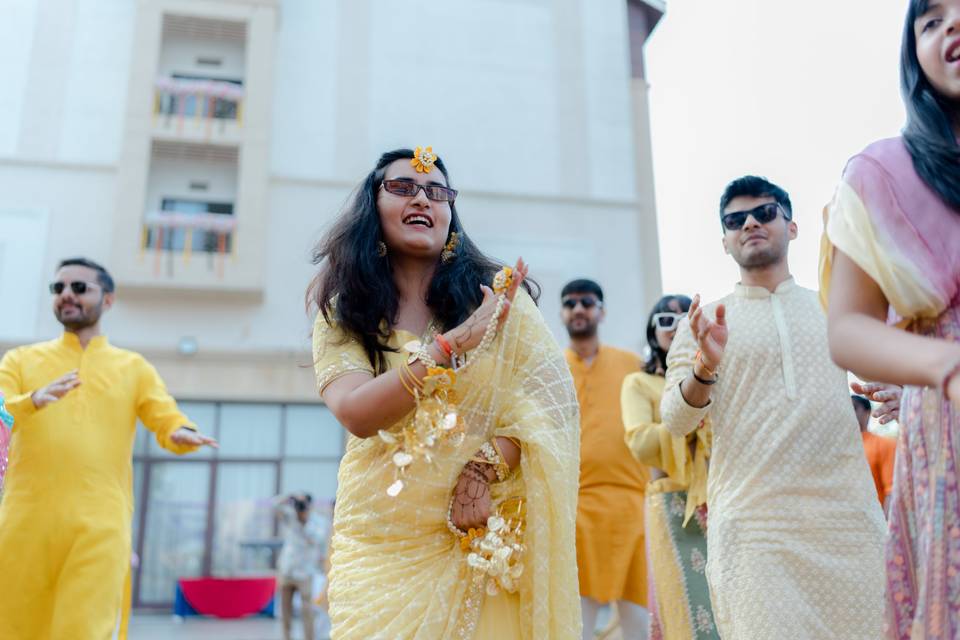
[
  {"xmin": 454, "ymin": 496, "xmax": 526, "ymax": 596},
  {"xmin": 411, "ymin": 146, "xmax": 437, "ymax": 173},
  {"xmin": 472, "ymin": 439, "xmax": 509, "ymax": 482},
  {"xmin": 492, "ymin": 266, "xmax": 513, "ymax": 294},
  {"xmin": 379, "ymin": 266, "xmax": 515, "ymax": 497},
  {"xmin": 381, "ymin": 362, "xmax": 462, "ymax": 497},
  {"xmin": 449, "ymin": 266, "xmax": 513, "ymax": 372}
]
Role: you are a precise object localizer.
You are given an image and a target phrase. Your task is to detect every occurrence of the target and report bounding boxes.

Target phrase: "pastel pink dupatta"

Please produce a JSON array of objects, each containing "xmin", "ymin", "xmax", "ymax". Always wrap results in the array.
[{"xmin": 822, "ymin": 136, "xmax": 960, "ymax": 639}]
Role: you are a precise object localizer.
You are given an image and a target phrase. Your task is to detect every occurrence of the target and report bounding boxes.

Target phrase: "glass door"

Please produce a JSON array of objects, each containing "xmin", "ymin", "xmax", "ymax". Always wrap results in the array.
[
  {"xmin": 211, "ymin": 461, "xmax": 278, "ymax": 575},
  {"xmin": 135, "ymin": 461, "xmax": 212, "ymax": 606}
]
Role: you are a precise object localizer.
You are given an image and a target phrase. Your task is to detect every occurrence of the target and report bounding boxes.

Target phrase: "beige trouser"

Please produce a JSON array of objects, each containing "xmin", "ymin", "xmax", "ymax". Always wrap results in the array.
[{"xmin": 278, "ymin": 575, "xmax": 315, "ymax": 640}]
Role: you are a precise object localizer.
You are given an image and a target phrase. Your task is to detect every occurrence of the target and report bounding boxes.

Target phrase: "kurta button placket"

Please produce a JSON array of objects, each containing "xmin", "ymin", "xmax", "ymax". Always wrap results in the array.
[{"xmin": 770, "ymin": 293, "xmax": 798, "ymax": 400}]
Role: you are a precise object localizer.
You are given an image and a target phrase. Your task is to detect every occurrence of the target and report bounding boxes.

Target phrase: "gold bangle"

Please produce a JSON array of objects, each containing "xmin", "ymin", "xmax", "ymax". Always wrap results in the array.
[
  {"xmin": 401, "ymin": 358, "xmax": 424, "ymax": 388},
  {"xmin": 397, "ymin": 361, "xmax": 422, "ymax": 397},
  {"xmin": 397, "ymin": 368, "xmax": 417, "ymax": 398},
  {"xmin": 491, "ymin": 437, "xmax": 511, "ymax": 481},
  {"xmin": 478, "ymin": 439, "xmax": 508, "ymax": 482}
]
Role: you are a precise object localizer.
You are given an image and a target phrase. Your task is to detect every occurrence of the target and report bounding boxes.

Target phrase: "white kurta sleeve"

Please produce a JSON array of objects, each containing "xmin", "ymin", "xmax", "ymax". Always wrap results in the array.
[{"xmin": 660, "ymin": 317, "xmax": 711, "ymax": 437}]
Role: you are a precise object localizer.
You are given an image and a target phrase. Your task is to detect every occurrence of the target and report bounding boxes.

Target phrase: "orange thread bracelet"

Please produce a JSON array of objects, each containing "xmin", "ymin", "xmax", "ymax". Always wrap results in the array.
[
  {"xmin": 695, "ymin": 350, "xmax": 717, "ymax": 377},
  {"xmin": 435, "ymin": 333, "xmax": 454, "ymax": 360}
]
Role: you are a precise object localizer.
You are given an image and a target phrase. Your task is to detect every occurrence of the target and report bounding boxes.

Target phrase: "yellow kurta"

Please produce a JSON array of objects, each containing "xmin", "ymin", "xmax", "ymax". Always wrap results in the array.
[
  {"xmin": 621, "ymin": 372, "xmax": 709, "ymax": 524},
  {"xmin": 621, "ymin": 371, "xmax": 716, "ymax": 640},
  {"xmin": 565, "ymin": 346, "xmax": 647, "ymax": 605},
  {"xmin": 0, "ymin": 334, "xmax": 198, "ymax": 640}
]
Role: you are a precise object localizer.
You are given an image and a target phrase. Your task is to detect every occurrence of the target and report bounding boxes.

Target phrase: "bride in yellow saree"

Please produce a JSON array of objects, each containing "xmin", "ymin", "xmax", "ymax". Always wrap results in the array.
[{"xmin": 307, "ymin": 148, "xmax": 581, "ymax": 639}]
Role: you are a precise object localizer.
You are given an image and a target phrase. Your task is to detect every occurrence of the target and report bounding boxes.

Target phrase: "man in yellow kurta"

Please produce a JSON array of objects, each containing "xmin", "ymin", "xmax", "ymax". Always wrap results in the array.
[
  {"xmin": 561, "ymin": 279, "xmax": 649, "ymax": 640},
  {"xmin": 0, "ymin": 257, "xmax": 216, "ymax": 640}
]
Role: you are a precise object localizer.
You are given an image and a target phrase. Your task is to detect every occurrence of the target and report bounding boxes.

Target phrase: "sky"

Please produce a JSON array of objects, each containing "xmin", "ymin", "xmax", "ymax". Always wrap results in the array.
[{"xmin": 645, "ymin": 0, "xmax": 908, "ymax": 303}]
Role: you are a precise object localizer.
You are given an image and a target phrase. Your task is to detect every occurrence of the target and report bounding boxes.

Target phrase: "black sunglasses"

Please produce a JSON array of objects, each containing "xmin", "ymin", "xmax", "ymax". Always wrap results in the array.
[
  {"xmin": 721, "ymin": 202, "xmax": 789, "ymax": 231},
  {"xmin": 381, "ymin": 179, "xmax": 458, "ymax": 203},
  {"xmin": 49, "ymin": 281, "xmax": 97, "ymax": 295},
  {"xmin": 562, "ymin": 296, "xmax": 601, "ymax": 310}
]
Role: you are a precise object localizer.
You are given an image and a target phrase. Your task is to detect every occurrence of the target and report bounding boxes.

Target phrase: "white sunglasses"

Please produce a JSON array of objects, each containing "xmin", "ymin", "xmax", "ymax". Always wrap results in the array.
[{"xmin": 651, "ymin": 312, "xmax": 683, "ymax": 331}]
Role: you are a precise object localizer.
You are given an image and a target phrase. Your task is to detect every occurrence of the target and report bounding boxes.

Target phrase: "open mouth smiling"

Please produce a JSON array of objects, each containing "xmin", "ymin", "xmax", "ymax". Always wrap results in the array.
[
  {"xmin": 947, "ymin": 38, "xmax": 960, "ymax": 63},
  {"xmin": 403, "ymin": 213, "xmax": 434, "ymax": 228}
]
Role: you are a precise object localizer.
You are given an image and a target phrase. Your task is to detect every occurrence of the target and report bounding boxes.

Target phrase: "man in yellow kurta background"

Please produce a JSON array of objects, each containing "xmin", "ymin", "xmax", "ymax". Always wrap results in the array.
[
  {"xmin": 561, "ymin": 279, "xmax": 649, "ymax": 640},
  {"xmin": 0, "ymin": 257, "xmax": 217, "ymax": 640}
]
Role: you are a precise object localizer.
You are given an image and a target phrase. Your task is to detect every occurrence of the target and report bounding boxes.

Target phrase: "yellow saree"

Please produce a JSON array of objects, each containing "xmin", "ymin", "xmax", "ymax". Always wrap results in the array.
[{"xmin": 313, "ymin": 291, "xmax": 581, "ymax": 639}]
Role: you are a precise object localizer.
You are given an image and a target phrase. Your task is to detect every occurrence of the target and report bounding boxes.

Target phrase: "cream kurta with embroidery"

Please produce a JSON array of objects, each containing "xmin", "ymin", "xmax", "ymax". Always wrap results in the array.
[{"xmin": 660, "ymin": 278, "xmax": 885, "ymax": 639}]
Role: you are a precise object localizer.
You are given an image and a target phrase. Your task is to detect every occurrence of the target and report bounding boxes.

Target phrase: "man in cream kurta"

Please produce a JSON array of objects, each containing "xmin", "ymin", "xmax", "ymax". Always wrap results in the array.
[
  {"xmin": 0, "ymin": 258, "xmax": 216, "ymax": 640},
  {"xmin": 660, "ymin": 177, "xmax": 884, "ymax": 638}
]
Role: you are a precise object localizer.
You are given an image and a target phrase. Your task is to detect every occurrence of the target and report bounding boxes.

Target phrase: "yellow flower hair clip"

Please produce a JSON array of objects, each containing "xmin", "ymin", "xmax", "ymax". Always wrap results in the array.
[{"xmin": 411, "ymin": 146, "xmax": 438, "ymax": 173}]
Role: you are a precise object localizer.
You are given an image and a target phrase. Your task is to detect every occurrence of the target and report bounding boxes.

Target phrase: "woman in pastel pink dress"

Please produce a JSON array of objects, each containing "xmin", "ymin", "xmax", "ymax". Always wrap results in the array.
[{"xmin": 820, "ymin": 0, "xmax": 960, "ymax": 636}]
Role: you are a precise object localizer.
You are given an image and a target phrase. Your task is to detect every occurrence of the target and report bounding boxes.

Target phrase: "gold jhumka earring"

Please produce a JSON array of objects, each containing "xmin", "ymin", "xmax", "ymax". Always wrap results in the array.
[{"xmin": 441, "ymin": 232, "xmax": 459, "ymax": 263}]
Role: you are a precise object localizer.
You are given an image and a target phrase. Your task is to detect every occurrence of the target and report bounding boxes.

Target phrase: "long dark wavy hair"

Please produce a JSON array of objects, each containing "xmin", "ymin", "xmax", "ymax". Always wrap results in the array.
[
  {"xmin": 644, "ymin": 294, "xmax": 692, "ymax": 375},
  {"xmin": 306, "ymin": 149, "xmax": 539, "ymax": 374},
  {"xmin": 900, "ymin": 0, "xmax": 960, "ymax": 211}
]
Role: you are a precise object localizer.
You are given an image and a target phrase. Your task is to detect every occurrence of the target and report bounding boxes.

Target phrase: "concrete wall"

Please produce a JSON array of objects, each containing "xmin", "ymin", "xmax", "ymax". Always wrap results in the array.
[
  {"xmin": 158, "ymin": 34, "xmax": 246, "ymax": 81},
  {"xmin": 0, "ymin": 0, "xmax": 662, "ymax": 399}
]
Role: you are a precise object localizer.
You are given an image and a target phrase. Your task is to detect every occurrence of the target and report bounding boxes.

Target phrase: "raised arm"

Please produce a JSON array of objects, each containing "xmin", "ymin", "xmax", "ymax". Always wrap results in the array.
[
  {"xmin": 0, "ymin": 349, "xmax": 82, "ymax": 424},
  {"xmin": 660, "ymin": 297, "xmax": 724, "ymax": 437},
  {"xmin": 320, "ymin": 261, "xmax": 528, "ymax": 439},
  {"xmin": 0, "ymin": 349, "xmax": 33, "ymax": 423},
  {"xmin": 136, "ymin": 359, "xmax": 216, "ymax": 454}
]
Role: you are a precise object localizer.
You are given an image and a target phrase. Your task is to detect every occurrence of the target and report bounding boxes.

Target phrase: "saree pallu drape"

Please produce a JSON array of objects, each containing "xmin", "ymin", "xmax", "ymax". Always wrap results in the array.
[
  {"xmin": 313, "ymin": 291, "xmax": 581, "ymax": 639},
  {"xmin": 821, "ymin": 136, "xmax": 960, "ymax": 638}
]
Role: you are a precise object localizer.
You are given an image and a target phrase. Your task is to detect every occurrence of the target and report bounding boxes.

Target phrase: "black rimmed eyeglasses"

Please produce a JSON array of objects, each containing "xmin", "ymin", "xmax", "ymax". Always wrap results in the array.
[{"xmin": 380, "ymin": 180, "xmax": 458, "ymax": 203}]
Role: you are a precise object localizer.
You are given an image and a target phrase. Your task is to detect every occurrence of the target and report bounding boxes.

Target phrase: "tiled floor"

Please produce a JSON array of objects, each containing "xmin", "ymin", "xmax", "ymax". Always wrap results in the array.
[
  {"xmin": 128, "ymin": 609, "xmax": 619, "ymax": 639},
  {"xmin": 128, "ymin": 613, "xmax": 328, "ymax": 640}
]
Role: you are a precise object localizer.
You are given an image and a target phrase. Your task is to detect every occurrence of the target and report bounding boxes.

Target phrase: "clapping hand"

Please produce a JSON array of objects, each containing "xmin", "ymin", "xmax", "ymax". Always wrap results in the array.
[
  {"xmin": 688, "ymin": 295, "xmax": 728, "ymax": 372},
  {"xmin": 448, "ymin": 258, "xmax": 528, "ymax": 354},
  {"xmin": 850, "ymin": 381, "xmax": 902, "ymax": 425},
  {"xmin": 31, "ymin": 371, "xmax": 81, "ymax": 409}
]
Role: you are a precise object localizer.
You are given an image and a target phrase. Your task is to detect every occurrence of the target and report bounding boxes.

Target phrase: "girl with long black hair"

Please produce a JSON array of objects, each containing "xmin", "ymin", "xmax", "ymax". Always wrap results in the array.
[
  {"xmin": 820, "ymin": 1, "xmax": 960, "ymax": 635},
  {"xmin": 307, "ymin": 148, "xmax": 581, "ymax": 638}
]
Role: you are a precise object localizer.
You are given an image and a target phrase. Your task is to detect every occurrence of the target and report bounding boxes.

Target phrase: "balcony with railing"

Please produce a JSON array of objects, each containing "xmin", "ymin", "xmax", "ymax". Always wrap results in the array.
[
  {"xmin": 121, "ymin": 141, "xmax": 257, "ymax": 293},
  {"xmin": 152, "ymin": 76, "xmax": 244, "ymax": 143},
  {"xmin": 112, "ymin": 10, "xmax": 267, "ymax": 298},
  {"xmin": 142, "ymin": 208, "xmax": 237, "ymax": 279}
]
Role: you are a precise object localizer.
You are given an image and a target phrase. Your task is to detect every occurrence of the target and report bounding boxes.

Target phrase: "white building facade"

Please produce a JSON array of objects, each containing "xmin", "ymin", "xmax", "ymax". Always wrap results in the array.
[{"xmin": 0, "ymin": 0, "xmax": 663, "ymax": 608}]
